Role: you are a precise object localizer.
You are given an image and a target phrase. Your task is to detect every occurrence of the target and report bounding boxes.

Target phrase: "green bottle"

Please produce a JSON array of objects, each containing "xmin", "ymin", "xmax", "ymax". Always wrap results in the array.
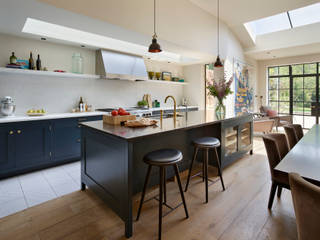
[
  {"xmin": 10, "ymin": 52, "xmax": 17, "ymax": 64},
  {"xmin": 29, "ymin": 52, "xmax": 34, "ymax": 70}
]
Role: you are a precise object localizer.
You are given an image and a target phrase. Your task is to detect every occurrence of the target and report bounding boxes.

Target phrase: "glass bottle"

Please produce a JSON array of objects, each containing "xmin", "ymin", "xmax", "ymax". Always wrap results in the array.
[
  {"xmin": 29, "ymin": 52, "xmax": 34, "ymax": 70},
  {"xmin": 10, "ymin": 52, "xmax": 17, "ymax": 64},
  {"xmin": 72, "ymin": 53, "xmax": 83, "ymax": 74}
]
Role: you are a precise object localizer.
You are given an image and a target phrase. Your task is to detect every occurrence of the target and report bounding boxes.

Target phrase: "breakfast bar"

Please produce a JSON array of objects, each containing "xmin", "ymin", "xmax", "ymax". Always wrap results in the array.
[{"xmin": 80, "ymin": 110, "xmax": 253, "ymax": 238}]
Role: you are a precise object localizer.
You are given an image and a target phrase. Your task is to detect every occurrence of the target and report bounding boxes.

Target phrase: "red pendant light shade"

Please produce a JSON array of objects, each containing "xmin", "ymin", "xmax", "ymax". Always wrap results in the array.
[
  {"xmin": 149, "ymin": 0, "xmax": 162, "ymax": 53},
  {"xmin": 214, "ymin": 0, "xmax": 223, "ymax": 67}
]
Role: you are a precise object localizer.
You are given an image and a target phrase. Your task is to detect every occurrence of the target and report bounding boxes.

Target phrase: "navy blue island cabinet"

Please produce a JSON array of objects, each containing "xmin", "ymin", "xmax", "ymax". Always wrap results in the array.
[{"xmin": 0, "ymin": 115, "xmax": 102, "ymax": 179}]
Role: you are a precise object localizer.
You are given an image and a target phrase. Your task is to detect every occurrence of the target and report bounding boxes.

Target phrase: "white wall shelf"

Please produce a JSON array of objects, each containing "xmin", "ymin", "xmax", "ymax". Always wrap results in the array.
[
  {"xmin": 137, "ymin": 79, "xmax": 188, "ymax": 85},
  {"xmin": 0, "ymin": 67, "xmax": 188, "ymax": 85},
  {"xmin": 0, "ymin": 67, "xmax": 100, "ymax": 79}
]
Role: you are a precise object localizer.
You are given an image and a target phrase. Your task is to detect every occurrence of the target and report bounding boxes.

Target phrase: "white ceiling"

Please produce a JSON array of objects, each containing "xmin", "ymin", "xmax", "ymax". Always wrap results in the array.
[{"xmin": 189, "ymin": 0, "xmax": 320, "ymax": 60}]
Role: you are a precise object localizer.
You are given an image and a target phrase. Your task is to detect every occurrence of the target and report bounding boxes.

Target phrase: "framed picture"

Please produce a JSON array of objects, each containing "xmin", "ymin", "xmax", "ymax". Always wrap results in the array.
[{"xmin": 161, "ymin": 72, "xmax": 172, "ymax": 81}]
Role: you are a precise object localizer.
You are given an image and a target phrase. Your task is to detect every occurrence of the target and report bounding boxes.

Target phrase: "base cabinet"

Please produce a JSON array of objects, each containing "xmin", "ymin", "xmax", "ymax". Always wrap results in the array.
[{"xmin": 0, "ymin": 116, "xmax": 102, "ymax": 178}]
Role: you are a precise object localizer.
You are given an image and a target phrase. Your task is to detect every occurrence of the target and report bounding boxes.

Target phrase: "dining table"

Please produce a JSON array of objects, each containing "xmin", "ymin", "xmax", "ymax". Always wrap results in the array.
[{"xmin": 276, "ymin": 124, "xmax": 320, "ymax": 185}]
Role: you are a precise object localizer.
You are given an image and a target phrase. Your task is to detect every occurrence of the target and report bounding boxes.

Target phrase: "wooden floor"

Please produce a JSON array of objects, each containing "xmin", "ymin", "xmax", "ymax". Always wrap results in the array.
[{"xmin": 0, "ymin": 138, "xmax": 297, "ymax": 240}]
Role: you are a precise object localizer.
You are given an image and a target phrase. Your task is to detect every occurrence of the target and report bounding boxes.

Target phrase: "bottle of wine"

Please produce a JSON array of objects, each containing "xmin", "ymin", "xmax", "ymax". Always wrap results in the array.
[
  {"xmin": 36, "ymin": 54, "xmax": 41, "ymax": 70},
  {"xmin": 79, "ymin": 97, "xmax": 84, "ymax": 112},
  {"xmin": 29, "ymin": 52, "xmax": 34, "ymax": 70},
  {"xmin": 10, "ymin": 52, "xmax": 17, "ymax": 64}
]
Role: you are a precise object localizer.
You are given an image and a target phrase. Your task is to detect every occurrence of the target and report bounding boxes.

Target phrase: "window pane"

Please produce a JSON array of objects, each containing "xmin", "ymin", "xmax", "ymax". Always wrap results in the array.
[
  {"xmin": 270, "ymin": 102, "xmax": 278, "ymax": 111},
  {"xmin": 304, "ymin": 102, "xmax": 311, "ymax": 115},
  {"xmin": 304, "ymin": 76, "xmax": 316, "ymax": 89},
  {"xmin": 304, "ymin": 89, "xmax": 316, "ymax": 102},
  {"xmin": 289, "ymin": 3, "xmax": 320, "ymax": 28},
  {"xmin": 304, "ymin": 63, "xmax": 317, "ymax": 74},
  {"xmin": 279, "ymin": 66, "xmax": 289, "ymax": 75},
  {"xmin": 293, "ymin": 89, "xmax": 303, "ymax": 101},
  {"xmin": 269, "ymin": 78, "xmax": 278, "ymax": 89},
  {"xmin": 293, "ymin": 102, "xmax": 304, "ymax": 115},
  {"xmin": 269, "ymin": 67, "xmax": 278, "ymax": 76},
  {"xmin": 279, "ymin": 90, "xmax": 289, "ymax": 101},
  {"xmin": 279, "ymin": 102, "xmax": 289, "ymax": 114},
  {"xmin": 279, "ymin": 77, "xmax": 289, "ymax": 89},
  {"xmin": 269, "ymin": 90, "xmax": 278, "ymax": 101},
  {"xmin": 292, "ymin": 65, "xmax": 303, "ymax": 75},
  {"xmin": 293, "ymin": 77, "xmax": 303, "ymax": 88}
]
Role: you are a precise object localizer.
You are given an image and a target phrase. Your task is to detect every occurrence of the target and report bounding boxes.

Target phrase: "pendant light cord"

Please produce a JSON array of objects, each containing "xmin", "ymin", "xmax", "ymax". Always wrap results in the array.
[
  {"xmin": 217, "ymin": 0, "xmax": 219, "ymax": 56},
  {"xmin": 154, "ymin": 0, "xmax": 156, "ymax": 37}
]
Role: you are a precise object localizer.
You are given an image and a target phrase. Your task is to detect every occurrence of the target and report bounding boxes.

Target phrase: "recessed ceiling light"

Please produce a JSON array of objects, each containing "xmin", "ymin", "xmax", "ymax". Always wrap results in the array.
[
  {"xmin": 267, "ymin": 52, "xmax": 271, "ymax": 54},
  {"xmin": 41, "ymin": 37, "xmax": 46, "ymax": 40},
  {"xmin": 80, "ymin": 45, "xmax": 85, "ymax": 48},
  {"xmin": 273, "ymin": 56, "xmax": 276, "ymax": 58}
]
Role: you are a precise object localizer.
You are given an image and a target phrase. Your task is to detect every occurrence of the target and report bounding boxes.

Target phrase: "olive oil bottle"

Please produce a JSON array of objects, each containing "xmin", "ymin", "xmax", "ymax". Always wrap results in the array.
[{"xmin": 36, "ymin": 54, "xmax": 41, "ymax": 70}]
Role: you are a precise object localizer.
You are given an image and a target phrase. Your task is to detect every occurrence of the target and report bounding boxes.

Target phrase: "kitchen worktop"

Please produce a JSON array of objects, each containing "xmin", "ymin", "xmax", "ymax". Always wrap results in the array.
[
  {"xmin": 0, "ymin": 106, "xmax": 198, "ymax": 124},
  {"xmin": 0, "ymin": 111, "xmax": 105, "ymax": 123},
  {"xmin": 81, "ymin": 110, "xmax": 252, "ymax": 141}
]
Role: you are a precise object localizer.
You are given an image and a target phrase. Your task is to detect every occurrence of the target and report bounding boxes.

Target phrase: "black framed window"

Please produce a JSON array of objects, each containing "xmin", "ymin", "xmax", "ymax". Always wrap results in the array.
[{"xmin": 268, "ymin": 63, "xmax": 319, "ymax": 129}]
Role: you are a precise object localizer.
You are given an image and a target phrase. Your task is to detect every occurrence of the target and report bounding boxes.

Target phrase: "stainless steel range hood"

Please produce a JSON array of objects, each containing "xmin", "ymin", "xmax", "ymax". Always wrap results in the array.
[{"xmin": 96, "ymin": 50, "xmax": 148, "ymax": 81}]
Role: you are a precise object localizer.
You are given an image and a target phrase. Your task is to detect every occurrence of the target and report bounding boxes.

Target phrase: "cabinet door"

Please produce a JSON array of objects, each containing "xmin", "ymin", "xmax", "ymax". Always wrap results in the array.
[
  {"xmin": 15, "ymin": 121, "xmax": 51, "ymax": 167},
  {"xmin": 239, "ymin": 122, "xmax": 252, "ymax": 150},
  {"xmin": 0, "ymin": 125, "xmax": 15, "ymax": 171},
  {"xmin": 52, "ymin": 118, "xmax": 81, "ymax": 161}
]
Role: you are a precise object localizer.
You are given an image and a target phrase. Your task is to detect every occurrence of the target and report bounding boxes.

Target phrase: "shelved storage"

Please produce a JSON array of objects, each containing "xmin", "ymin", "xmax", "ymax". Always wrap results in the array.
[{"xmin": 0, "ymin": 67, "xmax": 188, "ymax": 85}]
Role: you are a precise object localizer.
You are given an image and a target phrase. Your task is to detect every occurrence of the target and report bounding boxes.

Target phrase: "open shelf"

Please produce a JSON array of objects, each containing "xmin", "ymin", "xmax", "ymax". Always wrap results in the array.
[
  {"xmin": 0, "ymin": 67, "xmax": 100, "ymax": 79},
  {"xmin": 140, "ymin": 79, "xmax": 188, "ymax": 85},
  {"xmin": 0, "ymin": 67, "xmax": 188, "ymax": 85}
]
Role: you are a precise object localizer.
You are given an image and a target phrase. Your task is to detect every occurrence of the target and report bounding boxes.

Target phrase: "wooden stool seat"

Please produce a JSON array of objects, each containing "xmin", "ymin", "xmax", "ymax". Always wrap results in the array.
[{"xmin": 136, "ymin": 149, "xmax": 188, "ymax": 240}]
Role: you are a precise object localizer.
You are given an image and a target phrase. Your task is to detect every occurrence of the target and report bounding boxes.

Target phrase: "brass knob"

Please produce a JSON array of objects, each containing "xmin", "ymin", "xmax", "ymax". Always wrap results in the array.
[
  {"xmin": 17, "ymin": 130, "xmax": 21, "ymax": 134},
  {"xmin": 9, "ymin": 131, "xmax": 14, "ymax": 135},
  {"xmin": 77, "ymin": 139, "xmax": 81, "ymax": 143}
]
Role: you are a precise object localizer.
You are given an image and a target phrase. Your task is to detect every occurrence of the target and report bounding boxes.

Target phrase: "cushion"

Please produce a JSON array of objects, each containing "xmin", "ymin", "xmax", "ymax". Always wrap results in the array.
[{"xmin": 267, "ymin": 109, "xmax": 277, "ymax": 117}]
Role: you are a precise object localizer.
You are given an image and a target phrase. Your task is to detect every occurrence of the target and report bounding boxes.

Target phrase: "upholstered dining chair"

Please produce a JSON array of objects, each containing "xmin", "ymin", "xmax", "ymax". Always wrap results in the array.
[
  {"xmin": 291, "ymin": 124, "xmax": 304, "ymax": 141},
  {"xmin": 289, "ymin": 173, "xmax": 320, "ymax": 240},
  {"xmin": 284, "ymin": 125, "xmax": 298, "ymax": 149},
  {"xmin": 284, "ymin": 124, "xmax": 304, "ymax": 149},
  {"xmin": 262, "ymin": 133, "xmax": 290, "ymax": 209}
]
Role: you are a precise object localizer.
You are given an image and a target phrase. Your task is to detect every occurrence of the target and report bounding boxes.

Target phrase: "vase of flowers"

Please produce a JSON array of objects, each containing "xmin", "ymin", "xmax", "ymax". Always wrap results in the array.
[{"xmin": 207, "ymin": 75, "xmax": 233, "ymax": 119}]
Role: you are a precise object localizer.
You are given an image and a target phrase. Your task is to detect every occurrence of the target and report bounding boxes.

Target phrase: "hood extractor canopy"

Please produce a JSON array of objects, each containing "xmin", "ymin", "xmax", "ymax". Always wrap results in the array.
[{"xmin": 96, "ymin": 50, "xmax": 148, "ymax": 81}]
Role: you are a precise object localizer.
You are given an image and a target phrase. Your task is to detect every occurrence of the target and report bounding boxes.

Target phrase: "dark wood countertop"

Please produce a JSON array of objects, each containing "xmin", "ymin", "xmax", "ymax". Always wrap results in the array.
[{"xmin": 80, "ymin": 110, "xmax": 252, "ymax": 141}]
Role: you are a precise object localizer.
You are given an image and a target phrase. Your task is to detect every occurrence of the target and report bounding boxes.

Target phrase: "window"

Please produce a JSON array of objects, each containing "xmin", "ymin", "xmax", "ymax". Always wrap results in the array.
[
  {"xmin": 268, "ymin": 63, "xmax": 319, "ymax": 128},
  {"xmin": 244, "ymin": 3, "xmax": 320, "ymax": 41}
]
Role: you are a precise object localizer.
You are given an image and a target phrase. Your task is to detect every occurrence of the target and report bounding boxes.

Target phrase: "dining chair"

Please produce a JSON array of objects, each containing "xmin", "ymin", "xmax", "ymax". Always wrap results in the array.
[
  {"xmin": 284, "ymin": 125, "xmax": 298, "ymax": 149},
  {"xmin": 262, "ymin": 133, "xmax": 290, "ymax": 209},
  {"xmin": 289, "ymin": 173, "xmax": 320, "ymax": 240},
  {"xmin": 291, "ymin": 124, "xmax": 304, "ymax": 141}
]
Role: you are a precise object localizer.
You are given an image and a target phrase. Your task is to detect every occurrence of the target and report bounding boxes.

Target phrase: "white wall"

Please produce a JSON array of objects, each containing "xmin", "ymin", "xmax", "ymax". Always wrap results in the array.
[
  {"xmin": 0, "ymin": 34, "xmax": 184, "ymax": 114},
  {"xmin": 257, "ymin": 53, "xmax": 320, "ymax": 105}
]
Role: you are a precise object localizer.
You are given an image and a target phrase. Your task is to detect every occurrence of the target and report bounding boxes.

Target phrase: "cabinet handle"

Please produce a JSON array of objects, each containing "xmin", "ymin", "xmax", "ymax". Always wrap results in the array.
[
  {"xmin": 9, "ymin": 130, "xmax": 14, "ymax": 135},
  {"xmin": 17, "ymin": 130, "xmax": 21, "ymax": 134}
]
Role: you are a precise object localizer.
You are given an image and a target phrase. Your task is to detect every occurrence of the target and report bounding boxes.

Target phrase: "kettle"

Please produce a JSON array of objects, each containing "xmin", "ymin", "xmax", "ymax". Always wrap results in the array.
[{"xmin": 0, "ymin": 96, "xmax": 16, "ymax": 116}]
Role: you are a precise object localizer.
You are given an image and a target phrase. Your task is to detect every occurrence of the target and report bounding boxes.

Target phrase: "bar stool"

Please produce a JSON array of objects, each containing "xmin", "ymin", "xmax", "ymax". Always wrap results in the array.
[
  {"xmin": 136, "ymin": 149, "xmax": 189, "ymax": 240},
  {"xmin": 185, "ymin": 137, "xmax": 225, "ymax": 203}
]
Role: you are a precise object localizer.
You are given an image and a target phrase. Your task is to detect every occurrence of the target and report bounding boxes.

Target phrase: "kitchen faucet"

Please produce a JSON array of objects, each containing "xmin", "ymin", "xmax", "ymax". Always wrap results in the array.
[{"xmin": 165, "ymin": 95, "xmax": 177, "ymax": 121}]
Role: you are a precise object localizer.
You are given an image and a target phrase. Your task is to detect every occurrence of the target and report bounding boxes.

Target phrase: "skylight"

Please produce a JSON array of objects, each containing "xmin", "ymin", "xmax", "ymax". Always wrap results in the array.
[{"xmin": 244, "ymin": 2, "xmax": 320, "ymax": 42}]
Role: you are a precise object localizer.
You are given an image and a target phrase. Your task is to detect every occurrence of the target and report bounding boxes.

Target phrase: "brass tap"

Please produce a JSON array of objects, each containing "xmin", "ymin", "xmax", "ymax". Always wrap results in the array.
[{"xmin": 165, "ymin": 95, "xmax": 177, "ymax": 120}]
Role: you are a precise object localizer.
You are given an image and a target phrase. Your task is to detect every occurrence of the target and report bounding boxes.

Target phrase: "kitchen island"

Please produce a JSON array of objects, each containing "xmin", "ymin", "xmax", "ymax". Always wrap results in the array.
[{"xmin": 80, "ymin": 110, "xmax": 253, "ymax": 238}]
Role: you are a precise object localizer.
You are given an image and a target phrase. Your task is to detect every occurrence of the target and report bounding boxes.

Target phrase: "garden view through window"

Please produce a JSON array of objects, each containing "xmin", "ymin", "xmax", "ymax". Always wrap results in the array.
[{"xmin": 268, "ymin": 63, "xmax": 319, "ymax": 128}]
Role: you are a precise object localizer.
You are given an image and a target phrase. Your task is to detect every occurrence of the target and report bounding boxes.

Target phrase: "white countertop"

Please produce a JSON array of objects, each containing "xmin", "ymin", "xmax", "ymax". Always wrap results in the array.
[
  {"xmin": 0, "ymin": 111, "xmax": 105, "ymax": 123},
  {"xmin": 0, "ymin": 106, "xmax": 199, "ymax": 124}
]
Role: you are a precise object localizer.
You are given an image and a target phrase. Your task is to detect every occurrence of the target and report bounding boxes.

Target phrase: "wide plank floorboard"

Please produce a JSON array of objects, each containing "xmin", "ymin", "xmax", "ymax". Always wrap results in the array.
[{"xmin": 0, "ymin": 138, "xmax": 297, "ymax": 240}]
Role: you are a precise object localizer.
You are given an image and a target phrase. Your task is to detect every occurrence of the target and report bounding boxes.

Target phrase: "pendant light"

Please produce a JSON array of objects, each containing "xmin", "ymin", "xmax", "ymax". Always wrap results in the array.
[
  {"xmin": 214, "ymin": 0, "xmax": 223, "ymax": 67},
  {"xmin": 149, "ymin": 0, "xmax": 162, "ymax": 53}
]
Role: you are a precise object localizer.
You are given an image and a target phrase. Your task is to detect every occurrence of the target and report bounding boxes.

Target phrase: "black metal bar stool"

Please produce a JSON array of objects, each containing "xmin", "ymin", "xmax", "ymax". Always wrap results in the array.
[
  {"xmin": 136, "ymin": 149, "xmax": 189, "ymax": 240},
  {"xmin": 185, "ymin": 137, "xmax": 225, "ymax": 203}
]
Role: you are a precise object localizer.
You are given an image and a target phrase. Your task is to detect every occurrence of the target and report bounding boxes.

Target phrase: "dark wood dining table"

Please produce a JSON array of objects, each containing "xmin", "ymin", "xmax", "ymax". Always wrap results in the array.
[{"xmin": 276, "ymin": 124, "xmax": 320, "ymax": 185}]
